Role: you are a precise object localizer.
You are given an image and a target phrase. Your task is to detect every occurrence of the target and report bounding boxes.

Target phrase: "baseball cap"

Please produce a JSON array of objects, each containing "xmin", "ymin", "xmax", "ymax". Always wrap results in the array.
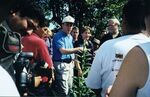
[{"xmin": 62, "ymin": 16, "xmax": 75, "ymax": 23}]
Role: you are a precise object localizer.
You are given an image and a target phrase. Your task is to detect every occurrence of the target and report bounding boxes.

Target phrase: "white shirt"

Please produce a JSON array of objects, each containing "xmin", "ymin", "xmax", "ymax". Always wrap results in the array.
[
  {"xmin": 46, "ymin": 37, "xmax": 53, "ymax": 56},
  {"xmin": 86, "ymin": 33, "xmax": 150, "ymax": 97},
  {"xmin": 0, "ymin": 66, "xmax": 20, "ymax": 96},
  {"xmin": 136, "ymin": 42, "xmax": 150, "ymax": 97}
]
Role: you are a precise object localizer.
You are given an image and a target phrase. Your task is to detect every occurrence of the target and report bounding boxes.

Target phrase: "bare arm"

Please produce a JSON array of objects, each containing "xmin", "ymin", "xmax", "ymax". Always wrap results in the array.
[
  {"xmin": 59, "ymin": 47, "xmax": 83, "ymax": 54},
  {"xmin": 74, "ymin": 60, "xmax": 83, "ymax": 76},
  {"xmin": 109, "ymin": 47, "xmax": 148, "ymax": 97}
]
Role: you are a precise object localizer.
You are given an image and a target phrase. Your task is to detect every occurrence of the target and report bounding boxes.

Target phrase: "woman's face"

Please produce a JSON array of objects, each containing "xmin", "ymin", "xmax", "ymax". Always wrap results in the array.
[
  {"xmin": 36, "ymin": 27, "xmax": 52, "ymax": 40},
  {"xmin": 82, "ymin": 29, "xmax": 91, "ymax": 40}
]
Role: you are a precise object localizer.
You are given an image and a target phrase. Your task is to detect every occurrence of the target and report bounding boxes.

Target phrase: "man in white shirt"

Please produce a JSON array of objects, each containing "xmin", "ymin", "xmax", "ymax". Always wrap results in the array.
[{"xmin": 86, "ymin": 1, "xmax": 150, "ymax": 97}]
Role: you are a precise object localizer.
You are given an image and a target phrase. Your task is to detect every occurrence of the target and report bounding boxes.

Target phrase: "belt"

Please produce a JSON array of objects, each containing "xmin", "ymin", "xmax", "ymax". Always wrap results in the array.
[{"xmin": 54, "ymin": 59, "xmax": 72, "ymax": 63}]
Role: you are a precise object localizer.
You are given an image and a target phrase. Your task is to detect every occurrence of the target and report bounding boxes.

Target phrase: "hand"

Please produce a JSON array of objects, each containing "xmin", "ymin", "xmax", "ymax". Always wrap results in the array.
[
  {"xmin": 49, "ymin": 68, "xmax": 55, "ymax": 86},
  {"xmin": 34, "ymin": 76, "xmax": 42, "ymax": 87},
  {"xmin": 105, "ymin": 85, "xmax": 113, "ymax": 97},
  {"xmin": 77, "ymin": 47, "xmax": 84, "ymax": 52},
  {"xmin": 52, "ymin": 69, "xmax": 55, "ymax": 81}
]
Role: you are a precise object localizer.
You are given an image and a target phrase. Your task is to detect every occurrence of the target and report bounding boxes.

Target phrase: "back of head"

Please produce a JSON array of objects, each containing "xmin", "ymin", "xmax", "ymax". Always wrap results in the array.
[
  {"xmin": 144, "ymin": 0, "xmax": 150, "ymax": 32},
  {"xmin": 144, "ymin": 0, "xmax": 150, "ymax": 17},
  {"xmin": 122, "ymin": 0, "xmax": 145, "ymax": 34},
  {"xmin": 0, "ymin": 0, "xmax": 16, "ymax": 8},
  {"xmin": 0, "ymin": 0, "xmax": 18, "ymax": 22}
]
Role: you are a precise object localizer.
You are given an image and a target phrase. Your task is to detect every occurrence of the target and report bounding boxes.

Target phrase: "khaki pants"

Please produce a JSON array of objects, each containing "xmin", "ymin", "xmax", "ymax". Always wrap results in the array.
[{"xmin": 53, "ymin": 61, "xmax": 74, "ymax": 96}]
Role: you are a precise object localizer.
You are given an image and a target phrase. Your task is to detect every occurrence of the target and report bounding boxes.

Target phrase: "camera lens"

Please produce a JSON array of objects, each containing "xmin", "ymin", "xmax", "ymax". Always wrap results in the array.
[{"xmin": 19, "ymin": 72, "xmax": 28, "ymax": 87}]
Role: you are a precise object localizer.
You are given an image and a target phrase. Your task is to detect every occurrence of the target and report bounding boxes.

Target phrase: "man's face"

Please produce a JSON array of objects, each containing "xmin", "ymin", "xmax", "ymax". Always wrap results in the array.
[
  {"xmin": 107, "ymin": 20, "xmax": 119, "ymax": 34},
  {"xmin": 71, "ymin": 29, "xmax": 79, "ymax": 39},
  {"xmin": 62, "ymin": 22, "xmax": 73, "ymax": 34},
  {"xmin": 8, "ymin": 12, "xmax": 28, "ymax": 32}
]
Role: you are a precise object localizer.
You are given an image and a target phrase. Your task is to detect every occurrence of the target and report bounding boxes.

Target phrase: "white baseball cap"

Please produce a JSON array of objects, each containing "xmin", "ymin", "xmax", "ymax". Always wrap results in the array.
[{"xmin": 62, "ymin": 16, "xmax": 75, "ymax": 23}]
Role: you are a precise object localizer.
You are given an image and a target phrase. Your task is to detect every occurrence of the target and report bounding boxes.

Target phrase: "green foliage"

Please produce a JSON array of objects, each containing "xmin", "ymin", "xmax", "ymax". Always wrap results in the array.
[
  {"xmin": 33, "ymin": 0, "xmax": 127, "ymax": 37},
  {"xmin": 47, "ymin": 0, "xmax": 127, "ymax": 38},
  {"xmin": 27, "ymin": 0, "xmax": 127, "ymax": 96},
  {"xmin": 70, "ymin": 40, "xmax": 95, "ymax": 97}
]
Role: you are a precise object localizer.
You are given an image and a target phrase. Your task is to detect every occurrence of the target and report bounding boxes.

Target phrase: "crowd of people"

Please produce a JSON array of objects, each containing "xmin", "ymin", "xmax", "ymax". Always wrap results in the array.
[{"xmin": 1, "ymin": 0, "xmax": 150, "ymax": 97}]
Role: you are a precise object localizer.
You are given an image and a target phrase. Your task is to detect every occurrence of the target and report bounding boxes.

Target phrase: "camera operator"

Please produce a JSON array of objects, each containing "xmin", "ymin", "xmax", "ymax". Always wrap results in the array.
[
  {"xmin": 5, "ymin": 1, "xmax": 54, "ymax": 96},
  {"xmin": 1, "ymin": 0, "xmax": 53, "ymax": 96},
  {"xmin": 0, "ymin": 0, "xmax": 23, "ymax": 96}
]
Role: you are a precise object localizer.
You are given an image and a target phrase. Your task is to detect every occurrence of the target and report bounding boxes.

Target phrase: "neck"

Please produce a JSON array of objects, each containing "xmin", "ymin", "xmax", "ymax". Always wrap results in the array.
[
  {"xmin": 62, "ymin": 29, "xmax": 70, "ymax": 35},
  {"xmin": 112, "ymin": 32, "xmax": 119, "ymax": 38},
  {"xmin": 27, "ymin": 29, "xmax": 33, "ymax": 35},
  {"xmin": 142, "ymin": 30, "xmax": 150, "ymax": 37},
  {"xmin": 74, "ymin": 37, "xmax": 78, "ymax": 41}
]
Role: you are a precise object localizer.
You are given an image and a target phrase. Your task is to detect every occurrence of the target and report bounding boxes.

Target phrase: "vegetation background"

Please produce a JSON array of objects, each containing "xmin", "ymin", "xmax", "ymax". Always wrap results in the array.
[
  {"xmin": 32, "ymin": 0, "xmax": 127, "ymax": 39},
  {"xmin": 30, "ymin": 0, "xmax": 127, "ymax": 96}
]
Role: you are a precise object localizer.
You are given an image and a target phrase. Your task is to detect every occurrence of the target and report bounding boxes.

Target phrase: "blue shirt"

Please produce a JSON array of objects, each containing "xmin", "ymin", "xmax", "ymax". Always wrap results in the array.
[{"xmin": 52, "ymin": 30, "xmax": 74, "ymax": 60}]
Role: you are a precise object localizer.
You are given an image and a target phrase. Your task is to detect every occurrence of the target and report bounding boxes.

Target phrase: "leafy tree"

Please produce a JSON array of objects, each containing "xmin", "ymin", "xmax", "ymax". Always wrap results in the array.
[
  {"xmin": 29, "ymin": 0, "xmax": 128, "ymax": 96},
  {"xmin": 32, "ymin": 0, "xmax": 127, "ymax": 37},
  {"xmin": 47, "ymin": 0, "xmax": 127, "ymax": 36}
]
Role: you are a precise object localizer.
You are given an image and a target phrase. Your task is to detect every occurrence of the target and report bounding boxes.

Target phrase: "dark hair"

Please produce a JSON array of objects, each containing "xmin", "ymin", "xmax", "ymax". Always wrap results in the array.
[
  {"xmin": 72, "ymin": 26, "xmax": 79, "ymax": 31},
  {"xmin": 122, "ymin": 0, "xmax": 145, "ymax": 31},
  {"xmin": 0, "ymin": 0, "xmax": 16, "ymax": 6},
  {"xmin": 0, "ymin": 0, "xmax": 20, "ymax": 14},
  {"xmin": 144, "ymin": 0, "xmax": 150, "ymax": 17},
  {"xmin": 11, "ymin": 0, "xmax": 46, "ymax": 27},
  {"xmin": 81, "ymin": 26, "xmax": 92, "ymax": 34}
]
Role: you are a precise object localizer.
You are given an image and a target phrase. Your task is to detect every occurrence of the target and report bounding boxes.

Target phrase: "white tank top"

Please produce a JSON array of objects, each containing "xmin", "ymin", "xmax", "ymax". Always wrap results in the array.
[
  {"xmin": 137, "ymin": 42, "xmax": 150, "ymax": 97},
  {"xmin": 0, "ymin": 66, "xmax": 20, "ymax": 96}
]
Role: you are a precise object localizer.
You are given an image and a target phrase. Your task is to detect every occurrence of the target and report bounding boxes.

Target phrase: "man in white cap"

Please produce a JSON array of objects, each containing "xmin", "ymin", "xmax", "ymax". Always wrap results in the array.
[
  {"xmin": 100, "ymin": 18, "xmax": 121, "ymax": 46},
  {"xmin": 52, "ymin": 16, "xmax": 83, "ymax": 96}
]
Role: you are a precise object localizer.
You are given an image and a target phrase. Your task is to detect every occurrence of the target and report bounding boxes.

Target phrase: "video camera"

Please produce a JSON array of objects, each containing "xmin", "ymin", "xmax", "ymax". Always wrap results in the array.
[
  {"xmin": 13, "ymin": 52, "xmax": 34, "ymax": 95},
  {"xmin": 14, "ymin": 52, "xmax": 53, "ymax": 96}
]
